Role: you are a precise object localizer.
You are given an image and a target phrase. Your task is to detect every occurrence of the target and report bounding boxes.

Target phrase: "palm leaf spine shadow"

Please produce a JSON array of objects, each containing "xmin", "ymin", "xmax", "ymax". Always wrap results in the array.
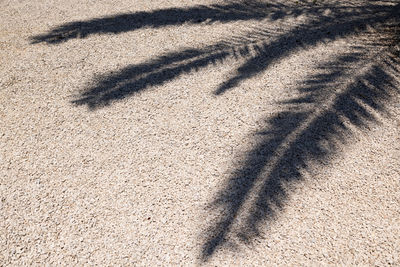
[{"xmin": 201, "ymin": 48, "xmax": 400, "ymax": 260}]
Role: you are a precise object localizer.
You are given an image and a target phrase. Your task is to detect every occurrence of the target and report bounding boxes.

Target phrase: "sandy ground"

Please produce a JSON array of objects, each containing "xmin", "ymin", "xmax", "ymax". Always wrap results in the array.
[{"xmin": 1, "ymin": 0, "xmax": 400, "ymax": 265}]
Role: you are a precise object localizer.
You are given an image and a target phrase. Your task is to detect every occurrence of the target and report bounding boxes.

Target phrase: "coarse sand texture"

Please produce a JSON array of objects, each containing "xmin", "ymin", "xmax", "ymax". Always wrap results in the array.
[{"xmin": 1, "ymin": 0, "xmax": 399, "ymax": 265}]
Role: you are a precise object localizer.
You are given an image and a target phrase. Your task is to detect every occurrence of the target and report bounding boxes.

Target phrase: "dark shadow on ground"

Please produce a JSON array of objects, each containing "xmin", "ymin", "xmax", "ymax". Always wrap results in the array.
[
  {"xmin": 201, "ymin": 12, "xmax": 400, "ymax": 260},
  {"xmin": 30, "ymin": 0, "xmax": 297, "ymax": 44},
  {"xmin": 72, "ymin": 45, "xmax": 232, "ymax": 109},
  {"xmin": 71, "ymin": 2, "xmax": 397, "ymax": 110}
]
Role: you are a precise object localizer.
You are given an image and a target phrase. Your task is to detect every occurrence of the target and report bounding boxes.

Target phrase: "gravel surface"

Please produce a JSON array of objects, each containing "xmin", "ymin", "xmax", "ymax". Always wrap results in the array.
[{"xmin": 1, "ymin": 0, "xmax": 399, "ymax": 265}]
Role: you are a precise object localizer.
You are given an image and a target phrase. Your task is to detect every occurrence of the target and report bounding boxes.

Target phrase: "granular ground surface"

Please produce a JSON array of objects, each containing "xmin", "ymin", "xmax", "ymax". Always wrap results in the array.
[{"xmin": 1, "ymin": 0, "xmax": 399, "ymax": 265}]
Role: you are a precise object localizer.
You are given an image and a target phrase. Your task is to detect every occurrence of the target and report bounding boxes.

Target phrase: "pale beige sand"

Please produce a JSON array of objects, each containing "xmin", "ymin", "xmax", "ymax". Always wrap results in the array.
[{"xmin": 1, "ymin": 0, "xmax": 399, "ymax": 265}]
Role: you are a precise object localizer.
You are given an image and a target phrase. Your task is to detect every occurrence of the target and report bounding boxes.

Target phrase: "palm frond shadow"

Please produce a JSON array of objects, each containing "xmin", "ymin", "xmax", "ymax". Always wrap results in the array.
[
  {"xmin": 70, "ymin": 2, "xmax": 397, "ymax": 109},
  {"xmin": 201, "ymin": 20, "xmax": 400, "ymax": 260},
  {"xmin": 30, "ymin": 0, "xmax": 299, "ymax": 44},
  {"xmin": 214, "ymin": 3, "xmax": 397, "ymax": 94},
  {"xmin": 72, "ymin": 44, "xmax": 233, "ymax": 109}
]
